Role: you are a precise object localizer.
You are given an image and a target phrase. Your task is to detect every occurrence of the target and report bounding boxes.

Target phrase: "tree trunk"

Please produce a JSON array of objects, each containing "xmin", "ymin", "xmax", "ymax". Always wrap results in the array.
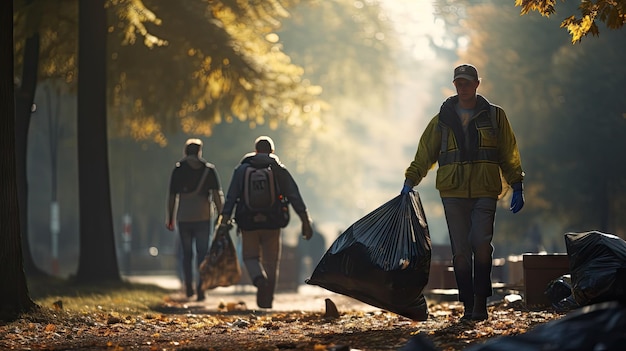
[
  {"xmin": 0, "ymin": 0, "xmax": 38, "ymax": 321},
  {"xmin": 75, "ymin": 0, "xmax": 121, "ymax": 283},
  {"xmin": 15, "ymin": 32, "xmax": 47, "ymax": 277}
]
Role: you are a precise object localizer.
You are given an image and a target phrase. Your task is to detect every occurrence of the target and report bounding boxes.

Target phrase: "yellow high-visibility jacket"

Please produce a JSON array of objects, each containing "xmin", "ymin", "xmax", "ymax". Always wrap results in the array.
[{"xmin": 405, "ymin": 95, "xmax": 524, "ymax": 199}]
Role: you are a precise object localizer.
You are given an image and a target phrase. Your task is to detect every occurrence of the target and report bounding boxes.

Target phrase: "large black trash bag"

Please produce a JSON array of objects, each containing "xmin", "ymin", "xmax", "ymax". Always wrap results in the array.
[
  {"xmin": 306, "ymin": 192, "xmax": 431, "ymax": 321},
  {"xmin": 565, "ymin": 231, "xmax": 626, "ymax": 306},
  {"xmin": 465, "ymin": 301, "xmax": 626, "ymax": 351}
]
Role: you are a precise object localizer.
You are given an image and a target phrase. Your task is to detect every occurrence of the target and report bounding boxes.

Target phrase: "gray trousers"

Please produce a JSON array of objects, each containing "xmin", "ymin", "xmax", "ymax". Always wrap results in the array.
[
  {"xmin": 241, "ymin": 228, "xmax": 282, "ymax": 301},
  {"xmin": 441, "ymin": 197, "xmax": 496, "ymax": 304}
]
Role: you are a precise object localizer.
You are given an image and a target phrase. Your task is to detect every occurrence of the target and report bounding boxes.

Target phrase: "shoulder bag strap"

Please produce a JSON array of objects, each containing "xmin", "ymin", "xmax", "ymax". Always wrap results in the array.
[{"xmin": 193, "ymin": 166, "xmax": 210, "ymax": 194}]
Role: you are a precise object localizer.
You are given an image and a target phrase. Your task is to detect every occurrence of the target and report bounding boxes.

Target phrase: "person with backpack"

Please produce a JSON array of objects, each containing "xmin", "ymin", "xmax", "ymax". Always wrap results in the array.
[
  {"xmin": 218, "ymin": 136, "xmax": 313, "ymax": 309},
  {"xmin": 166, "ymin": 138, "xmax": 224, "ymax": 301},
  {"xmin": 401, "ymin": 64, "xmax": 525, "ymax": 321}
]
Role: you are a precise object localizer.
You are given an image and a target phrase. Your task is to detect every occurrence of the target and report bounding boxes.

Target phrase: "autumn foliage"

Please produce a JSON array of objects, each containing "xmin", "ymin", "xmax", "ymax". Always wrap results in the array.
[{"xmin": 515, "ymin": 0, "xmax": 626, "ymax": 43}]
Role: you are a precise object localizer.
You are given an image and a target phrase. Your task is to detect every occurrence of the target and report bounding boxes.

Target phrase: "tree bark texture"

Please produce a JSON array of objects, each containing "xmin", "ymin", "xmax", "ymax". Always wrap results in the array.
[
  {"xmin": 0, "ymin": 0, "xmax": 38, "ymax": 321},
  {"xmin": 75, "ymin": 0, "xmax": 121, "ymax": 282}
]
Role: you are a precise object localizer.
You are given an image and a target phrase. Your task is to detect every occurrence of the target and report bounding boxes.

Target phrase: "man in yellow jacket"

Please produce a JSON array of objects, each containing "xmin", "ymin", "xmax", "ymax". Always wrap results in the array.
[{"xmin": 402, "ymin": 64, "xmax": 525, "ymax": 321}]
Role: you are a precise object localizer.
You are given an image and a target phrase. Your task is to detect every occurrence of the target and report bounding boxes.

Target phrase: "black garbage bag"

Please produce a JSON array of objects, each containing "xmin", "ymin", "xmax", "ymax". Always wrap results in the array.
[
  {"xmin": 545, "ymin": 274, "xmax": 579, "ymax": 312},
  {"xmin": 306, "ymin": 192, "xmax": 431, "ymax": 321},
  {"xmin": 199, "ymin": 224, "xmax": 242, "ymax": 290},
  {"xmin": 565, "ymin": 231, "xmax": 626, "ymax": 306},
  {"xmin": 398, "ymin": 333, "xmax": 438, "ymax": 351},
  {"xmin": 545, "ymin": 274, "xmax": 572, "ymax": 303},
  {"xmin": 554, "ymin": 295, "xmax": 580, "ymax": 312},
  {"xmin": 465, "ymin": 301, "xmax": 626, "ymax": 351}
]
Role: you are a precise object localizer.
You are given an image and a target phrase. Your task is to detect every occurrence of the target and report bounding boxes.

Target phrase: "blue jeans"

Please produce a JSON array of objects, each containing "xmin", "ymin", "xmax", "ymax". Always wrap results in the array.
[
  {"xmin": 441, "ymin": 197, "xmax": 496, "ymax": 304},
  {"xmin": 178, "ymin": 221, "xmax": 211, "ymax": 291}
]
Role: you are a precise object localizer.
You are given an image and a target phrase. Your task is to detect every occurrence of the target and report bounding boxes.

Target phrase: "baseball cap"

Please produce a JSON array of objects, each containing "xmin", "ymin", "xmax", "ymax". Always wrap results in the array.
[{"xmin": 453, "ymin": 64, "xmax": 479, "ymax": 82}]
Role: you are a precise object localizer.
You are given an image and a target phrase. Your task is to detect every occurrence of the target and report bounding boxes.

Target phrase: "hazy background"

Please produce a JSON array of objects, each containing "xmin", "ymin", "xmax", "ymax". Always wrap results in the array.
[{"xmin": 20, "ymin": 0, "xmax": 626, "ymax": 278}]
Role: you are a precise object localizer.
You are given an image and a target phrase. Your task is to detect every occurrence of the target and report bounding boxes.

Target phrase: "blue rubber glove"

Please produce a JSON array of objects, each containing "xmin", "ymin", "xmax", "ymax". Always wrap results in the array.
[
  {"xmin": 401, "ymin": 185, "xmax": 412, "ymax": 195},
  {"xmin": 510, "ymin": 182, "xmax": 524, "ymax": 213},
  {"xmin": 401, "ymin": 179, "xmax": 414, "ymax": 195}
]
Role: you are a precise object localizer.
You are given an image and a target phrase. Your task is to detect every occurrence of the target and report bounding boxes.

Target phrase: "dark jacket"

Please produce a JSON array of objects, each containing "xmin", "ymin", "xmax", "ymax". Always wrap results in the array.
[
  {"xmin": 222, "ymin": 152, "xmax": 307, "ymax": 229},
  {"xmin": 167, "ymin": 155, "xmax": 224, "ymax": 223}
]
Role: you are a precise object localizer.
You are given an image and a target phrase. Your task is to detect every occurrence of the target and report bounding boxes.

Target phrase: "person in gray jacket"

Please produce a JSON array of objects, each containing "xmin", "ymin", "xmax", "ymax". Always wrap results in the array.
[
  {"xmin": 166, "ymin": 138, "xmax": 224, "ymax": 301},
  {"xmin": 219, "ymin": 136, "xmax": 313, "ymax": 308}
]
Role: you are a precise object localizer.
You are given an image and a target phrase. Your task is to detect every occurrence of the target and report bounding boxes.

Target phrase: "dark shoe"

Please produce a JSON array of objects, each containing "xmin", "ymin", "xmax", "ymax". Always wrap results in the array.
[
  {"xmin": 256, "ymin": 291, "xmax": 272, "ymax": 308},
  {"xmin": 460, "ymin": 303, "xmax": 473, "ymax": 320},
  {"xmin": 472, "ymin": 311, "xmax": 488, "ymax": 321},
  {"xmin": 196, "ymin": 291, "xmax": 205, "ymax": 302},
  {"xmin": 185, "ymin": 284, "xmax": 194, "ymax": 298},
  {"xmin": 196, "ymin": 282, "xmax": 205, "ymax": 301},
  {"xmin": 253, "ymin": 276, "xmax": 272, "ymax": 309},
  {"xmin": 471, "ymin": 296, "xmax": 488, "ymax": 321}
]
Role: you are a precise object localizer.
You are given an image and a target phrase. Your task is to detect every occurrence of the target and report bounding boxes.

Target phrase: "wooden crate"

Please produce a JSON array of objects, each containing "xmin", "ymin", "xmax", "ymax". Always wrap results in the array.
[{"xmin": 523, "ymin": 253, "xmax": 570, "ymax": 308}]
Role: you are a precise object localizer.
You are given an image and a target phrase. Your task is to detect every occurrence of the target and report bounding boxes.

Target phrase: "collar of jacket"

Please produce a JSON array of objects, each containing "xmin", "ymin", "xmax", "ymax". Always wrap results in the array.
[
  {"xmin": 239, "ymin": 152, "xmax": 282, "ymax": 168},
  {"xmin": 178, "ymin": 155, "xmax": 208, "ymax": 169},
  {"xmin": 438, "ymin": 94, "xmax": 491, "ymax": 157},
  {"xmin": 439, "ymin": 94, "xmax": 491, "ymax": 126}
]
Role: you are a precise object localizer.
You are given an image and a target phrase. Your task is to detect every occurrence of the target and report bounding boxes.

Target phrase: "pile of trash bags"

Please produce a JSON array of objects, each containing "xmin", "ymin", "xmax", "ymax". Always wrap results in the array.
[
  {"xmin": 306, "ymin": 192, "xmax": 432, "ymax": 321},
  {"xmin": 546, "ymin": 231, "xmax": 626, "ymax": 310},
  {"xmin": 565, "ymin": 231, "xmax": 626, "ymax": 306},
  {"xmin": 398, "ymin": 230, "xmax": 626, "ymax": 350}
]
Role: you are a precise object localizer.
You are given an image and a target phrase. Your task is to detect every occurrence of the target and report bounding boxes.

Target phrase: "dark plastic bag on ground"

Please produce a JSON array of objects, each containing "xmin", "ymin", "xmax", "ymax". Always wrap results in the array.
[
  {"xmin": 306, "ymin": 192, "xmax": 431, "ymax": 321},
  {"xmin": 545, "ymin": 274, "xmax": 579, "ymax": 312},
  {"xmin": 199, "ymin": 224, "xmax": 242, "ymax": 290},
  {"xmin": 565, "ymin": 231, "xmax": 626, "ymax": 306},
  {"xmin": 465, "ymin": 301, "xmax": 626, "ymax": 351}
]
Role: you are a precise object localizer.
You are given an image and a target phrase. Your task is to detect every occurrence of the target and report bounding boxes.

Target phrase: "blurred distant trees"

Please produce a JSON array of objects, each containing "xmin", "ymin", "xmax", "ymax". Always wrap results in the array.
[
  {"xmin": 263, "ymin": 1, "xmax": 398, "ymax": 221},
  {"xmin": 14, "ymin": 0, "xmax": 324, "ymax": 145},
  {"xmin": 106, "ymin": 0, "xmax": 325, "ymax": 144},
  {"xmin": 13, "ymin": 0, "xmax": 325, "ymax": 280},
  {"xmin": 515, "ymin": 0, "xmax": 626, "ymax": 43},
  {"xmin": 13, "ymin": 0, "xmax": 397, "ymax": 277}
]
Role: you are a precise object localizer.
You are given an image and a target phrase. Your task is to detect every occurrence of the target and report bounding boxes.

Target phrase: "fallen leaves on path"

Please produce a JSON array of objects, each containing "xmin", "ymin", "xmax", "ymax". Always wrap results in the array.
[{"xmin": 0, "ymin": 297, "xmax": 563, "ymax": 351}]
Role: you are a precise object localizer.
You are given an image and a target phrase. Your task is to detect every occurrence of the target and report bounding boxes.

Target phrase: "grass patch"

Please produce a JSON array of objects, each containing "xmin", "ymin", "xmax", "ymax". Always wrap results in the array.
[{"xmin": 27, "ymin": 275, "xmax": 173, "ymax": 316}]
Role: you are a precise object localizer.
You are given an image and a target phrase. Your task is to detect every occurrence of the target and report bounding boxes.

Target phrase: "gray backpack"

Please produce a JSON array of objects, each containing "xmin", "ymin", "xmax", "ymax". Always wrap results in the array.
[
  {"xmin": 243, "ymin": 165, "xmax": 277, "ymax": 212},
  {"xmin": 236, "ymin": 164, "xmax": 290, "ymax": 230}
]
